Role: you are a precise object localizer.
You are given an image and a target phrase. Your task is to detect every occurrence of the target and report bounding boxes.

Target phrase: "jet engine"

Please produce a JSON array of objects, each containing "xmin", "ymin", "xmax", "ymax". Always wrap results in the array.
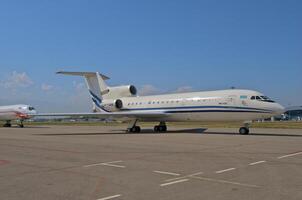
[
  {"xmin": 102, "ymin": 99, "xmax": 124, "ymax": 112},
  {"xmin": 105, "ymin": 85, "xmax": 137, "ymax": 99}
]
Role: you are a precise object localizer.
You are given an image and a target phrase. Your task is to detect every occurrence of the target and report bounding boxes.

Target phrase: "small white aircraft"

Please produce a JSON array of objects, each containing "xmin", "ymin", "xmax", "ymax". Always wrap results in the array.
[
  {"xmin": 36, "ymin": 71, "xmax": 284, "ymax": 135},
  {"xmin": 0, "ymin": 105, "xmax": 37, "ymax": 127}
]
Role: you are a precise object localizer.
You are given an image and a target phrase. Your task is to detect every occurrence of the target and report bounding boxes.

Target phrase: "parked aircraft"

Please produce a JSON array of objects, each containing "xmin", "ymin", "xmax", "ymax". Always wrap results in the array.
[
  {"xmin": 36, "ymin": 71, "xmax": 284, "ymax": 135},
  {"xmin": 0, "ymin": 105, "xmax": 37, "ymax": 127}
]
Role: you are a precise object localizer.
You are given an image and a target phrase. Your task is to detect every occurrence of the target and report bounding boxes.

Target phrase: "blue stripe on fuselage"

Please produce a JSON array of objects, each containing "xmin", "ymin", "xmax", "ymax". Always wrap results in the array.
[
  {"xmin": 165, "ymin": 110, "xmax": 272, "ymax": 114},
  {"xmin": 120, "ymin": 105, "xmax": 272, "ymax": 112}
]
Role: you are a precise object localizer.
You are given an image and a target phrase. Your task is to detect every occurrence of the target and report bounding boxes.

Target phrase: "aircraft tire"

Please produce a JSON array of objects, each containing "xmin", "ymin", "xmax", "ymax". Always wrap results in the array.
[
  {"xmin": 154, "ymin": 125, "xmax": 167, "ymax": 133},
  {"xmin": 128, "ymin": 126, "xmax": 141, "ymax": 133},
  {"xmin": 239, "ymin": 127, "xmax": 249, "ymax": 135},
  {"xmin": 3, "ymin": 123, "xmax": 12, "ymax": 127}
]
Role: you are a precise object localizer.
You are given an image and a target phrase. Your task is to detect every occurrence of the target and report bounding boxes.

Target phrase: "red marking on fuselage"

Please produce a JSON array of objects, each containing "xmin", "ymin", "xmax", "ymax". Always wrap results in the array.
[
  {"xmin": 15, "ymin": 111, "xmax": 30, "ymax": 119},
  {"xmin": 0, "ymin": 111, "xmax": 30, "ymax": 119}
]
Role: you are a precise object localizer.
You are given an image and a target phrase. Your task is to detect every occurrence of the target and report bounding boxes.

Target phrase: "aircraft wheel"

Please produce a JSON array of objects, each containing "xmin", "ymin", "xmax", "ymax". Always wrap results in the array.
[
  {"xmin": 3, "ymin": 123, "xmax": 12, "ymax": 127},
  {"xmin": 128, "ymin": 126, "xmax": 141, "ymax": 133},
  {"xmin": 134, "ymin": 126, "xmax": 141, "ymax": 133},
  {"xmin": 154, "ymin": 125, "xmax": 167, "ymax": 133},
  {"xmin": 239, "ymin": 127, "xmax": 249, "ymax": 135},
  {"xmin": 159, "ymin": 125, "xmax": 167, "ymax": 132}
]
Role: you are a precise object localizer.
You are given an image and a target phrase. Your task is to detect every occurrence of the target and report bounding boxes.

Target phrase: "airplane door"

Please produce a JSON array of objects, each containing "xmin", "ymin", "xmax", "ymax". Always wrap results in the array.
[{"xmin": 227, "ymin": 95, "xmax": 237, "ymax": 105}]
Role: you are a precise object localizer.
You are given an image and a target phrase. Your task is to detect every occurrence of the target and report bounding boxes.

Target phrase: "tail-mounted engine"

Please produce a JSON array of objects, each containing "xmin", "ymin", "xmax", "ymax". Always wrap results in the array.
[
  {"xmin": 104, "ymin": 85, "xmax": 137, "ymax": 99},
  {"xmin": 102, "ymin": 99, "xmax": 124, "ymax": 112}
]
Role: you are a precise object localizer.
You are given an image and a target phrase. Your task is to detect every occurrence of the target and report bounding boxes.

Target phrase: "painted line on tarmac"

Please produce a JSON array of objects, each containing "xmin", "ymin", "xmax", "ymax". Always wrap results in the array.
[
  {"xmin": 83, "ymin": 161, "xmax": 125, "ymax": 168},
  {"xmin": 165, "ymin": 172, "xmax": 204, "ymax": 182},
  {"xmin": 153, "ymin": 171, "xmax": 181, "ymax": 176},
  {"xmin": 249, "ymin": 161, "xmax": 267, "ymax": 166},
  {"xmin": 101, "ymin": 163, "xmax": 126, "ymax": 168},
  {"xmin": 160, "ymin": 179, "xmax": 190, "ymax": 187},
  {"xmin": 191, "ymin": 176, "xmax": 260, "ymax": 188},
  {"xmin": 97, "ymin": 194, "xmax": 121, "ymax": 200},
  {"xmin": 278, "ymin": 152, "xmax": 302, "ymax": 159},
  {"xmin": 215, "ymin": 168, "xmax": 236, "ymax": 174}
]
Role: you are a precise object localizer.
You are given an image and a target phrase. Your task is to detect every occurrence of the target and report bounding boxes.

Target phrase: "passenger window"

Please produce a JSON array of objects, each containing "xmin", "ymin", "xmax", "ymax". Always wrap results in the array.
[
  {"xmin": 251, "ymin": 96, "xmax": 255, "ymax": 100},
  {"xmin": 256, "ymin": 96, "xmax": 261, "ymax": 100}
]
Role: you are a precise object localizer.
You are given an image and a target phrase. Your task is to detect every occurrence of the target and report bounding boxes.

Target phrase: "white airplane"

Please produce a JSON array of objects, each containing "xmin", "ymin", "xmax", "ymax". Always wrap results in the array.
[
  {"xmin": 0, "ymin": 105, "xmax": 37, "ymax": 127},
  {"xmin": 36, "ymin": 71, "xmax": 284, "ymax": 135}
]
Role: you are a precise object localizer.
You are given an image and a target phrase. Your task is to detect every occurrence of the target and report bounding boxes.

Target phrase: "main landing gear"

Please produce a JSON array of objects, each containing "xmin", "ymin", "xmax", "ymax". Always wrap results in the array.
[
  {"xmin": 3, "ymin": 121, "xmax": 12, "ymax": 127},
  {"xmin": 154, "ymin": 122, "xmax": 167, "ymax": 133},
  {"xmin": 2, "ymin": 120, "xmax": 24, "ymax": 128},
  {"xmin": 126, "ymin": 120, "xmax": 168, "ymax": 133}
]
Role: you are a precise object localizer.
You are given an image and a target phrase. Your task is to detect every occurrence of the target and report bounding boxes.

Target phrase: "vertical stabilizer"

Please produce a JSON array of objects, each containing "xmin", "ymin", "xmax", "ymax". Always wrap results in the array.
[{"xmin": 57, "ymin": 71, "xmax": 110, "ymax": 112}]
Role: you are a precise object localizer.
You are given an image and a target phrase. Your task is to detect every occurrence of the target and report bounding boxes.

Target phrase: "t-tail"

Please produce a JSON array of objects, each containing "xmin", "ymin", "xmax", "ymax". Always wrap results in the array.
[{"xmin": 57, "ymin": 71, "xmax": 138, "ymax": 112}]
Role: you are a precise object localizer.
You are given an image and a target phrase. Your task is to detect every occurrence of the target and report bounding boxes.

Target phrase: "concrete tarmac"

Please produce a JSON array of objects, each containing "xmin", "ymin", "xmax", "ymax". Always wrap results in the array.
[{"xmin": 0, "ymin": 125, "xmax": 301, "ymax": 200}]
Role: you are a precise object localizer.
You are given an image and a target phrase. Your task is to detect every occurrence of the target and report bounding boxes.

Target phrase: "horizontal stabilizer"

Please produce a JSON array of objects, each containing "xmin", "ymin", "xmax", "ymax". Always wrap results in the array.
[{"xmin": 57, "ymin": 71, "xmax": 110, "ymax": 80}]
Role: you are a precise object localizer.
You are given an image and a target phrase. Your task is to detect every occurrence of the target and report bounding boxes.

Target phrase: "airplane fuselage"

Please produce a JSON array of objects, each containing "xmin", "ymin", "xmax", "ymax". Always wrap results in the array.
[
  {"xmin": 102, "ymin": 89, "xmax": 284, "ymax": 122},
  {"xmin": 51, "ymin": 71, "xmax": 285, "ymax": 134},
  {"xmin": 0, "ymin": 105, "xmax": 36, "ymax": 121}
]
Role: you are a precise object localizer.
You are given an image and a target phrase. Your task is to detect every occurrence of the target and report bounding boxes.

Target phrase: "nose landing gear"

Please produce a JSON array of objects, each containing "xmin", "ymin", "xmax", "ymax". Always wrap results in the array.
[
  {"xmin": 127, "ymin": 119, "xmax": 141, "ymax": 133},
  {"xmin": 239, "ymin": 127, "xmax": 249, "ymax": 135},
  {"xmin": 19, "ymin": 120, "xmax": 24, "ymax": 128},
  {"xmin": 239, "ymin": 122, "xmax": 250, "ymax": 135},
  {"xmin": 127, "ymin": 126, "xmax": 141, "ymax": 133}
]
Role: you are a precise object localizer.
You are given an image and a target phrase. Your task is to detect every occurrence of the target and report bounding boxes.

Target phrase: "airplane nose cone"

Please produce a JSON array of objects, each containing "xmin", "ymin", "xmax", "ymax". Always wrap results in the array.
[{"xmin": 274, "ymin": 103, "xmax": 285, "ymax": 115}]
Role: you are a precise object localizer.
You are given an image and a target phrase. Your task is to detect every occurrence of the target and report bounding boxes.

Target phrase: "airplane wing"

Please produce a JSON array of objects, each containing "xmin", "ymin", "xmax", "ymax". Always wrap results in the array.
[{"xmin": 31, "ymin": 111, "xmax": 168, "ymax": 120}]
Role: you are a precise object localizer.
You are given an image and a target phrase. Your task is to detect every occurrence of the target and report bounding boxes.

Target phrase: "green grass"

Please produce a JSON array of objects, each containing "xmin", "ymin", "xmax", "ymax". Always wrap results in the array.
[{"xmin": 1, "ymin": 121, "xmax": 302, "ymax": 129}]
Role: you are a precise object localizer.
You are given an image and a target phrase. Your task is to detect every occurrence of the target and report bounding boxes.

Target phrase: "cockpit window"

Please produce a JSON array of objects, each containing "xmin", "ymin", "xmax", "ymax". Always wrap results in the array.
[
  {"xmin": 260, "ymin": 96, "xmax": 275, "ymax": 103},
  {"xmin": 250, "ymin": 96, "xmax": 275, "ymax": 103},
  {"xmin": 29, "ymin": 107, "xmax": 35, "ymax": 111}
]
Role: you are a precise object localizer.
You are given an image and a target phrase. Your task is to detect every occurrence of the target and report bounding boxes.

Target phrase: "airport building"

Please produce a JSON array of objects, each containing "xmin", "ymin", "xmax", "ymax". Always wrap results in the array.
[{"xmin": 284, "ymin": 106, "xmax": 302, "ymax": 121}]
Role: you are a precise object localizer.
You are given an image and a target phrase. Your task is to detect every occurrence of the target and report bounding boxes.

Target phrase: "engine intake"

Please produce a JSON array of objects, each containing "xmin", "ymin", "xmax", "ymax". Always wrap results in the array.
[{"xmin": 115, "ymin": 99, "xmax": 123, "ymax": 109}]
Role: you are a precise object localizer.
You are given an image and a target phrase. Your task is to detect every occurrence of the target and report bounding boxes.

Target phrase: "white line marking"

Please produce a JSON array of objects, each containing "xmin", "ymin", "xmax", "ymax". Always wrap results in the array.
[
  {"xmin": 83, "ymin": 161, "xmax": 124, "ymax": 168},
  {"xmin": 249, "ymin": 161, "xmax": 267, "ymax": 166},
  {"xmin": 102, "ymin": 163, "xmax": 126, "ymax": 168},
  {"xmin": 215, "ymin": 168, "xmax": 236, "ymax": 174},
  {"xmin": 97, "ymin": 194, "xmax": 121, "ymax": 200},
  {"xmin": 189, "ymin": 172, "xmax": 204, "ymax": 177},
  {"xmin": 160, "ymin": 179, "xmax": 190, "ymax": 187},
  {"xmin": 278, "ymin": 152, "xmax": 302, "ymax": 159},
  {"xmin": 192, "ymin": 176, "xmax": 260, "ymax": 188},
  {"xmin": 153, "ymin": 171, "xmax": 180, "ymax": 176},
  {"xmin": 165, "ymin": 172, "xmax": 203, "ymax": 182}
]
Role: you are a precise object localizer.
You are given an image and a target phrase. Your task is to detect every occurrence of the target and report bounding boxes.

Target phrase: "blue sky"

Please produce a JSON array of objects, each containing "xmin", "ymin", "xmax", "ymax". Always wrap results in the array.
[{"xmin": 0, "ymin": 0, "xmax": 301, "ymax": 112}]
